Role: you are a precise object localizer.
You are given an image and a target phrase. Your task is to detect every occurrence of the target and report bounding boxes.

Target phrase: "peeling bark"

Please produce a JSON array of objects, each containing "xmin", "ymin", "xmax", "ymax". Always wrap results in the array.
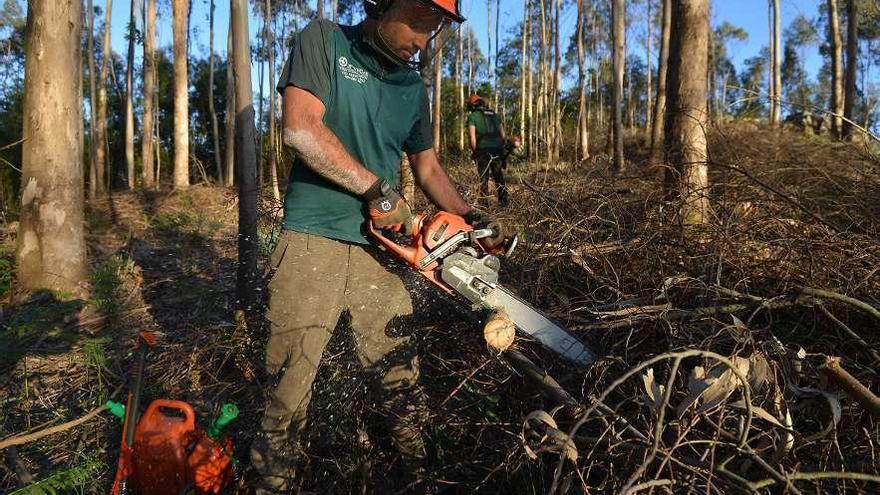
[{"xmin": 17, "ymin": 0, "xmax": 88, "ymax": 295}]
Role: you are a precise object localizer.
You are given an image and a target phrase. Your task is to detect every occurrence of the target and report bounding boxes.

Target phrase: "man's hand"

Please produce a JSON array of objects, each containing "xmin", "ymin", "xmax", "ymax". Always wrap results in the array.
[
  {"xmin": 365, "ymin": 179, "xmax": 416, "ymax": 235},
  {"xmin": 464, "ymin": 210, "xmax": 509, "ymax": 250}
]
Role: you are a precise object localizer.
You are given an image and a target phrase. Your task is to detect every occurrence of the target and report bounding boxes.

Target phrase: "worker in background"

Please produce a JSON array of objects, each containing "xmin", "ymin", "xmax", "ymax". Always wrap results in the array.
[{"xmin": 467, "ymin": 93, "xmax": 509, "ymax": 207}]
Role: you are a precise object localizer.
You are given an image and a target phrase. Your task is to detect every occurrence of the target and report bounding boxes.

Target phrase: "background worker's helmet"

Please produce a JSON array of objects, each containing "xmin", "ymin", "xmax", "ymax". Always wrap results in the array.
[
  {"xmin": 364, "ymin": 0, "xmax": 466, "ymax": 23},
  {"xmin": 468, "ymin": 93, "xmax": 484, "ymax": 109}
]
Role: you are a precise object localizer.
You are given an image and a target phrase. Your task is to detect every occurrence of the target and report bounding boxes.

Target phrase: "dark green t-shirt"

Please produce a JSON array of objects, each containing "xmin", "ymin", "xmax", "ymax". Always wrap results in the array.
[
  {"xmin": 467, "ymin": 108, "xmax": 504, "ymax": 152},
  {"xmin": 277, "ymin": 20, "xmax": 433, "ymax": 244}
]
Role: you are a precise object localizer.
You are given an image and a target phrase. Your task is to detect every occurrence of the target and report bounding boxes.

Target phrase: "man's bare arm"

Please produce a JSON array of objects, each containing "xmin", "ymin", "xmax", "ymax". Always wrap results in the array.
[
  {"xmin": 468, "ymin": 125, "xmax": 477, "ymax": 151},
  {"xmin": 409, "ymin": 148, "xmax": 471, "ymax": 215},
  {"xmin": 282, "ymin": 86, "xmax": 378, "ymax": 195}
]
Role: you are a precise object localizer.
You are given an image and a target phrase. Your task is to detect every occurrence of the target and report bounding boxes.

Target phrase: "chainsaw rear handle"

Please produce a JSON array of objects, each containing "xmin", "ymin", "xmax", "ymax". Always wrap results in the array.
[{"xmin": 367, "ymin": 214, "xmax": 427, "ymax": 268}]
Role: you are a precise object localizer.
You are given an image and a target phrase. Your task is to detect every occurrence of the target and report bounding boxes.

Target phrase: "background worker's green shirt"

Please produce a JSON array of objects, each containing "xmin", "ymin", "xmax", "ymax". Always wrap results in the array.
[
  {"xmin": 277, "ymin": 20, "xmax": 432, "ymax": 244},
  {"xmin": 467, "ymin": 108, "xmax": 504, "ymax": 152}
]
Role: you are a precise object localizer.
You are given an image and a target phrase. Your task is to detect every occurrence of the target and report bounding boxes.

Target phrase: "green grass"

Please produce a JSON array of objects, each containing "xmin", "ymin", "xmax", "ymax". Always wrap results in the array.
[
  {"xmin": 0, "ymin": 246, "xmax": 13, "ymax": 295},
  {"xmin": 9, "ymin": 456, "xmax": 105, "ymax": 495},
  {"xmin": 90, "ymin": 255, "xmax": 134, "ymax": 318},
  {"xmin": 152, "ymin": 196, "xmax": 223, "ymax": 239}
]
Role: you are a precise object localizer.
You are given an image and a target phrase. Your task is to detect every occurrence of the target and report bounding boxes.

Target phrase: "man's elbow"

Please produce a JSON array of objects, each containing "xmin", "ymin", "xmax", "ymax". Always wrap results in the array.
[{"xmin": 282, "ymin": 115, "xmax": 318, "ymax": 151}]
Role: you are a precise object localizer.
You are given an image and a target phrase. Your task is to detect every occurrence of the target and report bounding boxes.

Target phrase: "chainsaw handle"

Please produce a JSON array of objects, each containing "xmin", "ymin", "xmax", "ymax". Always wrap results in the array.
[{"xmin": 367, "ymin": 214, "xmax": 426, "ymax": 268}]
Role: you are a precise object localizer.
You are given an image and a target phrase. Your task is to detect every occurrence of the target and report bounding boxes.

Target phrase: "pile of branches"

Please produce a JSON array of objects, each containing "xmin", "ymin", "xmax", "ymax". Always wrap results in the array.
[{"xmin": 447, "ymin": 123, "xmax": 880, "ymax": 493}]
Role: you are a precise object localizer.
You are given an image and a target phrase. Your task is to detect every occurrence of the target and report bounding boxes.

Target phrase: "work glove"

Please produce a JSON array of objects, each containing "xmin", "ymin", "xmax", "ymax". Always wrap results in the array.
[
  {"xmin": 364, "ymin": 179, "xmax": 416, "ymax": 236},
  {"xmin": 464, "ymin": 209, "xmax": 509, "ymax": 250}
]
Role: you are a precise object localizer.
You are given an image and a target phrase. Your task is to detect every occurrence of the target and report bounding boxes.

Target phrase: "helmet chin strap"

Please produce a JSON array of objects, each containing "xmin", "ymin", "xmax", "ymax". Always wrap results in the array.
[
  {"xmin": 367, "ymin": 20, "xmax": 447, "ymax": 71},
  {"xmin": 367, "ymin": 22, "xmax": 418, "ymax": 70}
]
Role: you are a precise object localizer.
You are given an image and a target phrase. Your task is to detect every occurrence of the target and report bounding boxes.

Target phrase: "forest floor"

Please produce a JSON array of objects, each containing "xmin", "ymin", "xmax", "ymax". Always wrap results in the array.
[{"xmin": 1, "ymin": 122, "xmax": 879, "ymax": 494}]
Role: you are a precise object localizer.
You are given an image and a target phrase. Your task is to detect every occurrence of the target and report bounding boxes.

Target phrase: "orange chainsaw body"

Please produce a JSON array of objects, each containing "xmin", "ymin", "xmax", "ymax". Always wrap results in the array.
[{"xmin": 369, "ymin": 211, "xmax": 476, "ymax": 291}]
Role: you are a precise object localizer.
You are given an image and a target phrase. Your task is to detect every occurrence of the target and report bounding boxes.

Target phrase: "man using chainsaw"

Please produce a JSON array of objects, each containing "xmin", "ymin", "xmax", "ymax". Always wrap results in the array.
[
  {"xmin": 467, "ymin": 93, "xmax": 510, "ymax": 207},
  {"xmin": 251, "ymin": 0, "xmax": 508, "ymax": 492}
]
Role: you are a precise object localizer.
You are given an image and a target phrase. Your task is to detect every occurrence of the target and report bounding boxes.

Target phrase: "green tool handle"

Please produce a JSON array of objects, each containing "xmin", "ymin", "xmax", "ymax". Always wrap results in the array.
[{"xmin": 207, "ymin": 403, "xmax": 239, "ymax": 440}]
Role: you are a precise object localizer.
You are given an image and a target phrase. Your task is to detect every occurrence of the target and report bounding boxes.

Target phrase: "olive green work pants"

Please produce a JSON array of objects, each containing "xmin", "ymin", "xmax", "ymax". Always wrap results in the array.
[{"xmin": 258, "ymin": 229, "xmax": 422, "ymax": 451}]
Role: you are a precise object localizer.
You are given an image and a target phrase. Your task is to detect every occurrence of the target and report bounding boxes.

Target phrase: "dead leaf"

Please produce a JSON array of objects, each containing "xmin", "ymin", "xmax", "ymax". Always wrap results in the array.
[
  {"xmin": 522, "ymin": 410, "xmax": 578, "ymax": 462},
  {"xmin": 642, "ymin": 368, "xmax": 666, "ymax": 415},
  {"xmin": 748, "ymin": 352, "xmax": 772, "ymax": 394},
  {"xmin": 730, "ymin": 400, "xmax": 788, "ymax": 429},
  {"xmin": 678, "ymin": 357, "xmax": 751, "ymax": 416}
]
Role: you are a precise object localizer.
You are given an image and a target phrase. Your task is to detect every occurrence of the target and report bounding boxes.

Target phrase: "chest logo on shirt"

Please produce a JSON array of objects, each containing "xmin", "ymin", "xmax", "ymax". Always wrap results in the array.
[{"xmin": 338, "ymin": 56, "xmax": 369, "ymax": 84}]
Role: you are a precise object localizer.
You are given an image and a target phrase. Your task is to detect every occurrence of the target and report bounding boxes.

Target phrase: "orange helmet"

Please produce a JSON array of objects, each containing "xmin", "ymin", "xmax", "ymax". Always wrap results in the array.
[
  {"xmin": 364, "ymin": 0, "xmax": 466, "ymax": 23},
  {"xmin": 427, "ymin": 0, "xmax": 465, "ymax": 22},
  {"xmin": 468, "ymin": 94, "xmax": 483, "ymax": 106}
]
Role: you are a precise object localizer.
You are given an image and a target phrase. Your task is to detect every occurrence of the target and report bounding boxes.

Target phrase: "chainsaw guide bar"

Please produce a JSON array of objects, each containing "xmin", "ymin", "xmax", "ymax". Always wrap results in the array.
[{"xmin": 370, "ymin": 211, "xmax": 597, "ymax": 368}]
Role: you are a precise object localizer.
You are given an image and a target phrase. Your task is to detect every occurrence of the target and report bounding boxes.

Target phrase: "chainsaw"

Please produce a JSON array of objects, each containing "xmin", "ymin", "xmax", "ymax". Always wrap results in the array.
[{"xmin": 369, "ymin": 211, "xmax": 597, "ymax": 367}]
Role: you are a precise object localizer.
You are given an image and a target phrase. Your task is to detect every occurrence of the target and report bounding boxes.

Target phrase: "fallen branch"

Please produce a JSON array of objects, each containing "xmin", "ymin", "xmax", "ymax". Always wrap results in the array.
[
  {"xmin": 752, "ymin": 470, "xmax": 880, "ymax": 490},
  {"xmin": 503, "ymin": 349, "xmax": 647, "ymax": 442},
  {"xmin": 801, "ymin": 287, "xmax": 880, "ymax": 323},
  {"xmin": 819, "ymin": 357, "xmax": 880, "ymax": 419},
  {"xmin": 0, "ymin": 404, "xmax": 108, "ymax": 451},
  {"xmin": 816, "ymin": 304, "xmax": 880, "ymax": 367}
]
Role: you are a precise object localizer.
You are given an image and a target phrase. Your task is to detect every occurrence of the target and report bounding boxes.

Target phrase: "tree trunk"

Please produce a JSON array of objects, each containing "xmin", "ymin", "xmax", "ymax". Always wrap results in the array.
[
  {"xmin": 172, "ymin": 0, "xmax": 190, "ymax": 188},
  {"xmin": 646, "ymin": 0, "xmax": 653, "ymax": 132},
  {"xmin": 526, "ymin": 3, "xmax": 534, "ymax": 159},
  {"xmin": 225, "ymin": 26, "xmax": 235, "ymax": 186},
  {"xmin": 317, "ymin": 0, "xmax": 324, "ymax": 19},
  {"xmin": 17, "ymin": 0, "xmax": 88, "ymax": 295},
  {"xmin": 232, "ymin": 0, "xmax": 258, "ymax": 312},
  {"xmin": 612, "ymin": 0, "xmax": 625, "ymax": 172},
  {"xmin": 495, "ymin": 0, "xmax": 500, "ymax": 108},
  {"xmin": 142, "ymin": 0, "xmax": 156, "ymax": 188},
  {"xmin": 95, "ymin": 0, "xmax": 111, "ymax": 194},
  {"xmin": 208, "ymin": 0, "xmax": 222, "ymax": 183},
  {"xmin": 520, "ymin": 0, "xmax": 528, "ymax": 147},
  {"xmin": 457, "ymin": 26, "xmax": 464, "ymax": 152},
  {"xmin": 154, "ymin": 85, "xmax": 161, "ymax": 184},
  {"xmin": 576, "ymin": 0, "xmax": 589, "ymax": 161},
  {"xmin": 124, "ymin": 0, "xmax": 136, "ymax": 189},
  {"xmin": 707, "ymin": 20, "xmax": 715, "ymax": 121},
  {"xmin": 665, "ymin": 0, "xmax": 710, "ymax": 226},
  {"xmin": 432, "ymin": 40, "xmax": 443, "ymax": 152},
  {"xmin": 257, "ymin": 29, "xmax": 265, "ymax": 191},
  {"xmin": 650, "ymin": 0, "xmax": 671, "ymax": 163},
  {"xmin": 467, "ymin": 28, "xmax": 473, "ymax": 92},
  {"xmin": 266, "ymin": 0, "xmax": 280, "ymax": 200},
  {"xmin": 553, "ymin": 0, "xmax": 561, "ymax": 161},
  {"xmin": 487, "ymin": 0, "xmax": 493, "ymax": 101},
  {"xmin": 842, "ymin": 0, "xmax": 858, "ymax": 140},
  {"xmin": 769, "ymin": 0, "xmax": 781, "ymax": 126},
  {"xmin": 86, "ymin": 0, "xmax": 98, "ymax": 199},
  {"xmin": 828, "ymin": 0, "xmax": 844, "ymax": 138},
  {"xmin": 538, "ymin": 0, "xmax": 547, "ymax": 162}
]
